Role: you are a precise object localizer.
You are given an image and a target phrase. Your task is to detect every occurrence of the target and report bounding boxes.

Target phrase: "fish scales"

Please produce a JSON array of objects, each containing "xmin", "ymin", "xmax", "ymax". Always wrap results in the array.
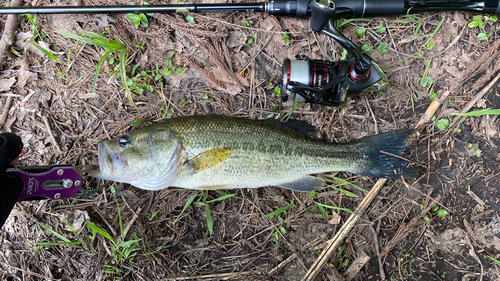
[
  {"xmin": 89, "ymin": 115, "xmax": 419, "ymax": 191},
  {"xmin": 165, "ymin": 116, "xmax": 358, "ymax": 189}
]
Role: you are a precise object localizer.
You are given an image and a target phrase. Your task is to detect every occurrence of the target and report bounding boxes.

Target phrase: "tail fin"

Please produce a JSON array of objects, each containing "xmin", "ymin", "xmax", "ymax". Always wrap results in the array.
[{"xmin": 347, "ymin": 129, "xmax": 419, "ymax": 180}]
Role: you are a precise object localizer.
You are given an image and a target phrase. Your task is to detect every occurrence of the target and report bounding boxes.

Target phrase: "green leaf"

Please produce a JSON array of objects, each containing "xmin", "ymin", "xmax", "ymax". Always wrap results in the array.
[
  {"xmin": 355, "ymin": 27, "xmax": 366, "ymax": 37},
  {"xmin": 30, "ymin": 41, "xmax": 59, "ymax": 63},
  {"xmin": 467, "ymin": 143, "xmax": 473, "ymax": 148},
  {"xmin": 420, "ymin": 76, "xmax": 433, "ymax": 87},
  {"xmin": 475, "ymin": 148, "xmax": 482, "ymax": 155},
  {"xmin": 185, "ymin": 15, "xmax": 195, "ymax": 23},
  {"xmin": 489, "ymin": 256, "xmax": 500, "ymax": 265},
  {"xmin": 331, "ymin": 176, "xmax": 367, "ymax": 192},
  {"xmin": 205, "ymin": 204, "xmax": 213, "ymax": 235},
  {"xmin": 140, "ymin": 14, "xmax": 149, "ymax": 28},
  {"xmin": 376, "ymin": 22, "xmax": 386, "ymax": 33},
  {"xmin": 377, "ymin": 42, "xmax": 389, "ymax": 55},
  {"xmin": 478, "ymin": 21, "xmax": 485, "ymax": 28},
  {"xmin": 361, "ymin": 43, "xmax": 374, "ymax": 54},
  {"xmin": 173, "ymin": 194, "xmax": 198, "ymax": 224},
  {"xmin": 131, "ymin": 118, "xmax": 152, "ymax": 126},
  {"xmin": 87, "ymin": 222, "xmax": 115, "ymax": 244},
  {"xmin": 202, "ymin": 93, "xmax": 209, "ymax": 99},
  {"xmin": 125, "ymin": 13, "xmax": 141, "ymax": 28},
  {"xmin": 423, "ymin": 215, "xmax": 431, "ymax": 222},
  {"xmin": 473, "ymin": 15, "xmax": 483, "ymax": 21},
  {"xmin": 331, "ymin": 186, "xmax": 358, "ymax": 197},
  {"xmin": 317, "ymin": 204, "xmax": 329, "ymax": 219},
  {"xmin": 436, "ymin": 119, "xmax": 450, "ymax": 131},
  {"xmin": 468, "ymin": 21, "xmax": 480, "ymax": 28},
  {"xmin": 262, "ymin": 198, "xmax": 295, "ymax": 219},
  {"xmin": 340, "ymin": 48, "xmax": 348, "ymax": 60},
  {"xmin": 205, "ymin": 193, "xmax": 237, "ymax": 204},
  {"xmin": 426, "ymin": 41, "xmax": 435, "ymax": 50},
  {"xmin": 489, "ymin": 15, "xmax": 498, "ymax": 22},
  {"xmin": 431, "ymin": 204, "xmax": 439, "ymax": 212},
  {"xmin": 315, "ymin": 202, "xmax": 356, "ymax": 215},
  {"xmin": 437, "ymin": 209, "xmax": 448, "ymax": 218},
  {"xmin": 35, "ymin": 220, "xmax": 71, "ymax": 242},
  {"xmin": 429, "ymin": 92, "xmax": 438, "ymax": 100},
  {"xmin": 453, "ymin": 108, "xmax": 500, "ymax": 116},
  {"xmin": 478, "ymin": 32, "xmax": 490, "ymax": 41}
]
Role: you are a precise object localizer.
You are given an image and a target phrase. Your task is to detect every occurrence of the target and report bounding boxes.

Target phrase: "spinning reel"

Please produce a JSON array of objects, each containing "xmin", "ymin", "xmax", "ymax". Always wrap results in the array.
[
  {"xmin": 279, "ymin": 0, "xmax": 389, "ymax": 106},
  {"xmin": 1, "ymin": 0, "xmax": 499, "ymax": 107}
]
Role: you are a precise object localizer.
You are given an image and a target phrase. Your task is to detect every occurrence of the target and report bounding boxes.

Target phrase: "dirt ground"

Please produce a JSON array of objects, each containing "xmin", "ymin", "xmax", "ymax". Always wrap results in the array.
[{"xmin": 0, "ymin": 0, "xmax": 499, "ymax": 280}]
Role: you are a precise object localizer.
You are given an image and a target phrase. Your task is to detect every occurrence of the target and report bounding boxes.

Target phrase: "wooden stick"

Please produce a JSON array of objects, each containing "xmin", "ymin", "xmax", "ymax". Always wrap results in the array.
[
  {"xmin": 0, "ymin": 0, "xmax": 23, "ymax": 127},
  {"xmin": 415, "ymin": 90, "xmax": 450, "ymax": 133},
  {"xmin": 302, "ymin": 89, "xmax": 451, "ymax": 281}
]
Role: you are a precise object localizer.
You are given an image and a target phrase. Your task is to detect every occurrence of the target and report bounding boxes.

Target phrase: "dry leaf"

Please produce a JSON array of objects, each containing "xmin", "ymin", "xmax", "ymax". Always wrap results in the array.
[
  {"xmin": 0, "ymin": 77, "xmax": 16, "ymax": 92},
  {"xmin": 328, "ymin": 211, "xmax": 341, "ymax": 225}
]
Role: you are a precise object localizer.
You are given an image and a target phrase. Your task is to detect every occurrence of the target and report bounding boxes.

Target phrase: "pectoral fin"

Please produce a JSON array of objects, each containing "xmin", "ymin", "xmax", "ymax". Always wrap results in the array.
[
  {"xmin": 185, "ymin": 148, "xmax": 232, "ymax": 174},
  {"xmin": 278, "ymin": 176, "xmax": 325, "ymax": 192}
]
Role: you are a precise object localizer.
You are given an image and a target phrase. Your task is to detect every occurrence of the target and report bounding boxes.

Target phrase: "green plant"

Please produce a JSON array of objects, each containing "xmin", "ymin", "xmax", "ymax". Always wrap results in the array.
[
  {"xmin": 281, "ymin": 101, "xmax": 300, "ymax": 121},
  {"xmin": 418, "ymin": 58, "xmax": 433, "ymax": 88},
  {"xmin": 281, "ymin": 34, "xmax": 291, "ymax": 46},
  {"xmin": 25, "ymin": 14, "xmax": 59, "ymax": 62},
  {"xmin": 185, "ymin": 14, "xmax": 195, "ymax": 23},
  {"xmin": 241, "ymin": 20, "xmax": 253, "ymax": 27},
  {"xmin": 377, "ymin": 42, "xmax": 389, "ymax": 55},
  {"xmin": 422, "ymin": 13, "xmax": 445, "ymax": 48},
  {"xmin": 55, "ymin": 29, "xmax": 134, "ymax": 105},
  {"xmin": 452, "ymin": 108, "xmax": 500, "ymax": 116},
  {"xmin": 174, "ymin": 190, "xmax": 238, "ymax": 235},
  {"xmin": 376, "ymin": 22, "xmax": 386, "ymax": 33},
  {"xmin": 160, "ymin": 105, "xmax": 174, "ymax": 118},
  {"xmin": 361, "ymin": 43, "xmax": 374, "ymax": 54},
  {"xmin": 468, "ymin": 15, "xmax": 497, "ymax": 40},
  {"xmin": 468, "ymin": 14, "xmax": 486, "ymax": 28},
  {"xmin": 429, "ymin": 92, "xmax": 438, "ymax": 100},
  {"xmin": 489, "ymin": 256, "xmax": 500, "ymax": 266},
  {"xmin": 125, "ymin": 1, "xmax": 153, "ymax": 28},
  {"xmin": 437, "ymin": 209, "xmax": 448, "ymax": 218},
  {"xmin": 330, "ymin": 173, "xmax": 367, "ymax": 197},
  {"xmin": 131, "ymin": 118, "xmax": 152, "ymax": 126},
  {"xmin": 355, "ymin": 27, "xmax": 366, "ymax": 37},
  {"xmin": 245, "ymin": 34, "xmax": 256, "ymax": 47},
  {"xmin": 475, "ymin": 148, "xmax": 482, "ymax": 155},
  {"xmin": 315, "ymin": 202, "xmax": 356, "ymax": 215},
  {"xmin": 436, "ymin": 119, "xmax": 450, "ymax": 131},
  {"xmin": 340, "ymin": 48, "xmax": 348, "ymax": 60},
  {"xmin": 263, "ymin": 198, "xmax": 295, "ymax": 219}
]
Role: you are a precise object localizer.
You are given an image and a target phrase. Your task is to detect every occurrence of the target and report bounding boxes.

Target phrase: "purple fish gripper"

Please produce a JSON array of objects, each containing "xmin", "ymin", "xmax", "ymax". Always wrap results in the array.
[{"xmin": 6, "ymin": 165, "xmax": 83, "ymax": 201}]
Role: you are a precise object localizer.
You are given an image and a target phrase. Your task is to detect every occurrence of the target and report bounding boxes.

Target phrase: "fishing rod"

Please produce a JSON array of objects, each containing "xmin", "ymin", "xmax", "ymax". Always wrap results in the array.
[{"xmin": 1, "ymin": 0, "xmax": 499, "ymax": 107}]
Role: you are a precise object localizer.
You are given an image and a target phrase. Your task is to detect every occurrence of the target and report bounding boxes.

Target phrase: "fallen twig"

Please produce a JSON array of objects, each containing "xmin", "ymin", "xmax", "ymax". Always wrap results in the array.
[
  {"xmin": 42, "ymin": 115, "xmax": 63, "ymax": 154},
  {"xmin": 0, "ymin": 0, "xmax": 23, "ymax": 127}
]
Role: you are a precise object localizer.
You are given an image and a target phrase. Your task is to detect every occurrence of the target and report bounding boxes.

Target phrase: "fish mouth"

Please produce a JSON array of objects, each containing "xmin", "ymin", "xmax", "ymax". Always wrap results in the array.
[{"xmin": 98, "ymin": 142, "xmax": 126, "ymax": 177}]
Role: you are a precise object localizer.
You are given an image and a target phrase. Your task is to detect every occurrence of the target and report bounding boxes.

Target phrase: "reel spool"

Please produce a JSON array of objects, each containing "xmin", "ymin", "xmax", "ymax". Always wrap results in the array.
[{"xmin": 281, "ymin": 58, "xmax": 389, "ymax": 107}]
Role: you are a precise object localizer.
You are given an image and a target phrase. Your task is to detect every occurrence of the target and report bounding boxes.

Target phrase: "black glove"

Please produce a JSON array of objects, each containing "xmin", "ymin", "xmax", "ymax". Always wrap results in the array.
[{"xmin": 0, "ymin": 133, "xmax": 24, "ymax": 229}]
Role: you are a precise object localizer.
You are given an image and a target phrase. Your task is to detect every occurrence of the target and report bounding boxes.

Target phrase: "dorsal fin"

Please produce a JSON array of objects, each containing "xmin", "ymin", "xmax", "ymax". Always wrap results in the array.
[{"xmin": 264, "ymin": 119, "xmax": 320, "ymax": 139}]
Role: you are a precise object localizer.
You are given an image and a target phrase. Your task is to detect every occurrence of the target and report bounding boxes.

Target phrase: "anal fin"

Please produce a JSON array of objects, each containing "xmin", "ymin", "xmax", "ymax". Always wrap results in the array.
[{"xmin": 278, "ymin": 176, "xmax": 325, "ymax": 192}]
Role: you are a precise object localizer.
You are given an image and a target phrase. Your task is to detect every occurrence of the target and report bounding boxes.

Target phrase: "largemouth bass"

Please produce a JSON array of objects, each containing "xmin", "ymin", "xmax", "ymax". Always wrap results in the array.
[{"xmin": 89, "ymin": 115, "xmax": 418, "ymax": 192}]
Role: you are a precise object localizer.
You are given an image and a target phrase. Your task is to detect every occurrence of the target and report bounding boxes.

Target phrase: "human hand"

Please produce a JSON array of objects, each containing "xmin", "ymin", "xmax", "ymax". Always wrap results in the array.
[{"xmin": 0, "ymin": 133, "xmax": 24, "ymax": 229}]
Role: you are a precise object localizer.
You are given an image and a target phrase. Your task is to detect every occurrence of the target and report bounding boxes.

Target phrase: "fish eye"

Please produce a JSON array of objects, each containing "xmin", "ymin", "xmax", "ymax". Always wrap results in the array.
[{"xmin": 119, "ymin": 135, "xmax": 130, "ymax": 148}]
